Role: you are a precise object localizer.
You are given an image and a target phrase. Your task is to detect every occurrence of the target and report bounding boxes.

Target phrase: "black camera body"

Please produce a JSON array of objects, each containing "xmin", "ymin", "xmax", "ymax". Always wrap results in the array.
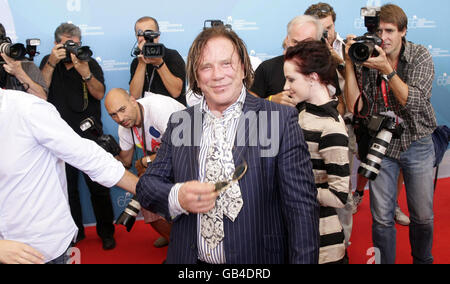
[
  {"xmin": 321, "ymin": 30, "xmax": 329, "ymax": 44},
  {"xmin": 348, "ymin": 7, "xmax": 383, "ymax": 64},
  {"xmin": 80, "ymin": 117, "xmax": 121, "ymax": 157},
  {"xmin": 60, "ymin": 40, "xmax": 93, "ymax": 63},
  {"xmin": 358, "ymin": 114, "xmax": 404, "ymax": 180},
  {"xmin": 133, "ymin": 30, "xmax": 165, "ymax": 58},
  {"xmin": 0, "ymin": 35, "xmax": 40, "ymax": 64},
  {"xmin": 203, "ymin": 19, "xmax": 232, "ymax": 30}
]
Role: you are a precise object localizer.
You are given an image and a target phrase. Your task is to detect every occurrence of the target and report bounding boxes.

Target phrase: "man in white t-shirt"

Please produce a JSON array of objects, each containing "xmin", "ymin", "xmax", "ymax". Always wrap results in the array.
[
  {"xmin": 105, "ymin": 88, "xmax": 185, "ymax": 248},
  {"xmin": 0, "ymin": 89, "xmax": 138, "ymax": 264}
]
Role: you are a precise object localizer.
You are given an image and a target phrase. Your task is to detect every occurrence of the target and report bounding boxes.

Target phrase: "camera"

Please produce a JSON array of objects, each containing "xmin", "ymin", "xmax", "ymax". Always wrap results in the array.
[
  {"xmin": 0, "ymin": 35, "xmax": 40, "ymax": 64},
  {"xmin": 80, "ymin": 117, "xmax": 121, "ymax": 157},
  {"xmin": 203, "ymin": 20, "xmax": 232, "ymax": 30},
  {"xmin": 133, "ymin": 30, "xmax": 165, "ymax": 58},
  {"xmin": 358, "ymin": 114, "xmax": 404, "ymax": 180},
  {"xmin": 348, "ymin": 7, "xmax": 383, "ymax": 64},
  {"xmin": 116, "ymin": 196, "xmax": 142, "ymax": 232},
  {"xmin": 60, "ymin": 40, "xmax": 93, "ymax": 63},
  {"xmin": 321, "ymin": 30, "xmax": 329, "ymax": 44}
]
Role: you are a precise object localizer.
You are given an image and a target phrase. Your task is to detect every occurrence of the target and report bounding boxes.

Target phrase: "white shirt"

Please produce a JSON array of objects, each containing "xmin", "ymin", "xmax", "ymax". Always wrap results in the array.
[
  {"xmin": 0, "ymin": 89, "xmax": 125, "ymax": 262},
  {"xmin": 333, "ymin": 33, "xmax": 345, "ymax": 60},
  {"xmin": 118, "ymin": 93, "xmax": 185, "ymax": 153}
]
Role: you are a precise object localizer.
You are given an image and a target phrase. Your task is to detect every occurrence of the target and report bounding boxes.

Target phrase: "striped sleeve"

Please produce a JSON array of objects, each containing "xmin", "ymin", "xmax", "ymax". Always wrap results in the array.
[{"xmin": 317, "ymin": 122, "xmax": 350, "ymax": 208}]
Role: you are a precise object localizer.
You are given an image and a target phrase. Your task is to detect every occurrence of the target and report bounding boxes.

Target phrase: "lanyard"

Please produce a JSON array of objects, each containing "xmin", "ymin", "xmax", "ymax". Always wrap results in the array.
[
  {"xmin": 146, "ymin": 68, "xmax": 156, "ymax": 94},
  {"xmin": 380, "ymin": 80, "xmax": 390, "ymax": 108},
  {"xmin": 131, "ymin": 103, "xmax": 147, "ymax": 156},
  {"xmin": 378, "ymin": 62, "xmax": 399, "ymax": 110}
]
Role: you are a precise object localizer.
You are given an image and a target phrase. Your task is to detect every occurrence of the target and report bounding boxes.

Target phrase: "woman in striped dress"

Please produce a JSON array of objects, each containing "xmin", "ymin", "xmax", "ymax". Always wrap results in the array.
[{"xmin": 284, "ymin": 40, "xmax": 350, "ymax": 264}]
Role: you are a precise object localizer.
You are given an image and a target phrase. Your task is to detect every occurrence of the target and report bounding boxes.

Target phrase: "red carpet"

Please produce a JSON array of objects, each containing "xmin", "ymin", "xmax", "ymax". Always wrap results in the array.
[
  {"xmin": 348, "ymin": 177, "xmax": 450, "ymax": 264},
  {"xmin": 76, "ymin": 221, "xmax": 167, "ymax": 264},
  {"xmin": 76, "ymin": 178, "xmax": 450, "ymax": 264}
]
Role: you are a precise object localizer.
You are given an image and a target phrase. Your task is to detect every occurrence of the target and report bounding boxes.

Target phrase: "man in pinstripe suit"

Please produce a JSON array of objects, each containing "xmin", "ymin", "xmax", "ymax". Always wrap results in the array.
[{"xmin": 136, "ymin": 26, "xmax": 319, "ymax": 264}]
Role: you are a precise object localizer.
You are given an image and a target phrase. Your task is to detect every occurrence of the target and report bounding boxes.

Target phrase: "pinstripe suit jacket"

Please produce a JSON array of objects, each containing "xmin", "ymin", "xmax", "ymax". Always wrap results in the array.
[{"xmin": 136, "ymin": 93, "xmax": 320, "ymax": 264}]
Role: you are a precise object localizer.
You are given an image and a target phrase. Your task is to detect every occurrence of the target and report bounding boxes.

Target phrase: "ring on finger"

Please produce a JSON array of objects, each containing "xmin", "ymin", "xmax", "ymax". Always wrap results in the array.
[{"xmin": 197, "ymin": 195, "xmax": 202, "ymax": 202}]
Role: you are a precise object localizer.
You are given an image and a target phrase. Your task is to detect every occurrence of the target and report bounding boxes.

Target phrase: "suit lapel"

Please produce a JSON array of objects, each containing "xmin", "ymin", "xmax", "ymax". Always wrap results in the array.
[
  {"xmin": 233, "ymin": 92, "xmax": 261, "ymax": 166},
  {"xmin": 188, "ymin": 104, "xmax": 203, "ymax": 180}
]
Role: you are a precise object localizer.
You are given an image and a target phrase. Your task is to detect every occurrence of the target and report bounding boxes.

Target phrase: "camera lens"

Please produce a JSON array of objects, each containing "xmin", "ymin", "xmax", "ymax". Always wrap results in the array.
[
  {"xmin": 349, "ymin": 42, "xmax": 373, "ymax": 63},
  {"xmin": 0, "ymin": 42, "xmax": 27, "ymax": 60},
  {"xmin": 116, "ymin": 196, "xmax": 141, "ymax": 232},
  {"xmin": 353, "ymin": 44, "xmax": 370, "ymax": 61},
  {"xmin": 358, "ymin": 129, "xmax": 393, "ymax": 180}
]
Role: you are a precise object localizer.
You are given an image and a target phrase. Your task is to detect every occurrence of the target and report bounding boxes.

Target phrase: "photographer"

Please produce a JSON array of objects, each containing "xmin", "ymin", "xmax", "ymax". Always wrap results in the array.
[
  {"xmin": 344, "ymin": 4, "xmax": 437, "ymax": 264},
  {"xmin": 0, "ymin": 23, "xmax": 47, "ymax": 100},
  {"xmin": 129, "ymin": 16, "xmax": 186, "ymax": 105},
  {"xmin": 39, "ymin": 23, "xmax": 116, "ymax": 250},
  {"xmin": 105, "ymin": 88, "xmax": 185, "ymax": 248}
]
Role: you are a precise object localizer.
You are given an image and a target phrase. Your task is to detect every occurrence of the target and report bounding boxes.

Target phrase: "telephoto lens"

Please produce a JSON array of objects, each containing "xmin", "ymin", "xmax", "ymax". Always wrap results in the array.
[
  {"xmin": 358, "ymin": 116, "xmax": 397, "ymax": 180},
  {"xmin": 358, "ymin": 128, "xmax": 393, "ymax": 180},
  {"xmin": 116, "ymin": 196, "xmax": 141, "ymax": 232},
  {"xmin": 0, "ymin": 42, "xmax": 27, "ymax": 60}
]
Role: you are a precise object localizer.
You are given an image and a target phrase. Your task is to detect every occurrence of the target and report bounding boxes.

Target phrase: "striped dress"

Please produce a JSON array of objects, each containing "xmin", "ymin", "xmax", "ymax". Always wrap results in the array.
[{"xmin": 297, "ymin": 100, "xmax": 350, "ymax": 264}]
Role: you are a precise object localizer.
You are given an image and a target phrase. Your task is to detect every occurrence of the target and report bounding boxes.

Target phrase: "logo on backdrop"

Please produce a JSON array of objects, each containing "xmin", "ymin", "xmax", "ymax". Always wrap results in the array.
[
  {"xmin": 159, "ymin": 21, "xmax": 184, "ymax": 33},
  {"xmin": 100, "ymin": 58, "xmax": 130, "ymax": 72},
  {"xmin": 226, "ymin": 16, "xmax": 259, "ymax": 31},
  {"xmin": 249, "ymin": 50, "xmax": 277, "ymax": 62},
  {"xmin": 67, "ymin": 0, "xmax": 81, "ymax": 12},
  {"xmin": 428, "ymin": 45, "xmax": 450, "ymax": 58},
  {"xmin": 79, "ymin": 24, "xmax": 104, "ymax": 36},
  {"xmin": 437, "ymin": 73, "xmax": 450, "ymax": 87},
  {"xmin": 409, "ymin": 15, "xmax": 437, "ymax": 29}
]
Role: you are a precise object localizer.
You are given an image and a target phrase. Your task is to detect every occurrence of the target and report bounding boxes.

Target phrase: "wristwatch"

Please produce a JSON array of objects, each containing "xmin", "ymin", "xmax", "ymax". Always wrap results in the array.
[
  {"xmin": 146, "ymin": 156, "xmax": 152, "ymax": 164},
  {"xmin": 383, "ymin": 70, "xmax": 397, "ymax": 81},
  {"xmin": 82, "ymin": 73, "xmax": 93, "ymax": 82},
  {"xmin": 154, "ymin": 61, "xmax": 165, "ymax": 69}
]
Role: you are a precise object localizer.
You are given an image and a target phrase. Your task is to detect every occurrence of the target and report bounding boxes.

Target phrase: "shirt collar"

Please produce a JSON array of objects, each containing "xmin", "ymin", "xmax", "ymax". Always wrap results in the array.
[
  {"xmin": 200, "ymin": 85, "xmax": 246, "ymax": 117},
  {"xmin": 297, "ymin": 99, "xmax": 340, "ymax": 122},
  {"xmin": 400, "ymin": 40, "xmax": 412, "ymax": 64}
]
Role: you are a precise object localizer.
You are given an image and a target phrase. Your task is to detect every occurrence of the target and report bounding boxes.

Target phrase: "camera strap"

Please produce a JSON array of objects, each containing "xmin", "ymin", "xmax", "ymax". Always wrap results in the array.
[
  {"xmin": 146, "ymin": 67, "xmax": 157, "ymax": 94},
  {"xmin": 354, "ymin": 66, "xmax": 370, "ymax": 119},
  {"xmin": 81, "ymin": 82, "xmax": 89, "ymax": 112}
]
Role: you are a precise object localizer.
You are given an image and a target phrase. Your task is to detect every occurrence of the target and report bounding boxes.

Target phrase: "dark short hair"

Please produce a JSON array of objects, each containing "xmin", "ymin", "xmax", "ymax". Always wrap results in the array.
[
  {"xmin": 186, "ymin": 26, "xmax": 254, "ymax": 96},
  {"xmin": 380, "ymin": 4, "xmax": 408, "ymax": 32},
  {"xmin": 305, "ymin": 2, "xmax": 336, "ymax": 23},
  {"xmin": 54, "ymin": 23, "xmax": 82, "ymax": 43},
  {"xmin": 135, "ymin": 16, "xmax": 159, "ymax": 32},
  {"xmin": 284, "ymin": 40, "xmax": 337, "ymax": 87},
  {"xmin": 0, "ymin": 23, "xmax": 6, "ymax": 37}
]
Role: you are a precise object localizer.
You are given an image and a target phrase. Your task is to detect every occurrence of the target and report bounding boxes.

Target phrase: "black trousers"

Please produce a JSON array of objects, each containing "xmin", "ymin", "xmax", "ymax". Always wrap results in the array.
[{"xmin": 65, "ymin": 164, "xmax": 115, "ymax": 239}]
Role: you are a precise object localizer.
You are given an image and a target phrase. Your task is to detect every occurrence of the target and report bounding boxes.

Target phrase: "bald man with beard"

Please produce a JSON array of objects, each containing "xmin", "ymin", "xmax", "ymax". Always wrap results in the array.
[{"xmin": 105, "ymin": 88, "xmax": 185, "ymax": 248}]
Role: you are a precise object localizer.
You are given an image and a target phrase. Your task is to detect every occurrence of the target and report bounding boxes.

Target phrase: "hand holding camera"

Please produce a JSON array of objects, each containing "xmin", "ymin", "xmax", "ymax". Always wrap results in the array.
[
  {"xmin": 0, "ymin": 53, "xmax": 25, "ymax": 77},
  {"xmin": 48, "ymin": 43, "xmax": 67, "ymax": 66},
  {"xmin": 133, "ymin": 30, "xmax": 165, "ymax": 59}
]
